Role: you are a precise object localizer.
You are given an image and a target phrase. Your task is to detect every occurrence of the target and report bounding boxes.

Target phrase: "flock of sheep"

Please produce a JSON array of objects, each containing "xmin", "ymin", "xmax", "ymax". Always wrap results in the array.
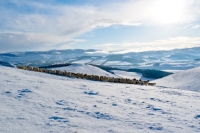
[{"xmin": 17, "ymin": 66, "xmax": 156, "ymax": 86}]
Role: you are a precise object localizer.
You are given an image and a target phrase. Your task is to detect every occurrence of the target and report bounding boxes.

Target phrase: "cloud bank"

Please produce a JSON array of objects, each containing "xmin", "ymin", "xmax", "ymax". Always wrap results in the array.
[{"xmin": 94, "ymin": 36, "xmax": 200, "ymax": 53}]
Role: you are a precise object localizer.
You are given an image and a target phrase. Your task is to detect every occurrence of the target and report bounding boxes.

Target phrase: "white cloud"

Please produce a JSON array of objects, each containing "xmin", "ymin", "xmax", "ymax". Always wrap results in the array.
[
  {"xmin": 0, "ymin": 32, "xmax": 86, "ymax": 52},
  {"xmin": 0, "ymin": 0, "xmax": 200, "ymax": 52},
  {"xmin": 94, "ymin": 36, "xmax": 200, "ymax": 52},
  {"xmin": 192, "ymin": 25, "xmax": 200, "ymax": 29}
]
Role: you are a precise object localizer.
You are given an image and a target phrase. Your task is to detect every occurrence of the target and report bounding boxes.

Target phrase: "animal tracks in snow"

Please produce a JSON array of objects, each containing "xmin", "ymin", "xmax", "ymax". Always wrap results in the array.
[
  {"xmin": 16, "ymin": 89, "xmax": 32, "ymax": 98},
  {"xmin": 84, "ymin": 91, "xmax": 99, "ymax": 95},
  {"xmin": 49, "ymin": 116, "xmax": 69, "ymax": 123}
]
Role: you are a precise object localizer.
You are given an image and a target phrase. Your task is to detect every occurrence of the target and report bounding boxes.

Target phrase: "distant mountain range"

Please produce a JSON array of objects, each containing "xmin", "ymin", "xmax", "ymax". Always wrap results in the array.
[{"xmin": 0, "ymin": 47, "xmax": 200, "ymax": 70}]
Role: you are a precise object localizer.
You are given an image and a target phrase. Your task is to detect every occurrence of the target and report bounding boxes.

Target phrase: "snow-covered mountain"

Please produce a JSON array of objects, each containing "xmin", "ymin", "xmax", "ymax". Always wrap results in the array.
[
  {"xmin": 155, "ymin": 66, "xmax": 200, "ymax": 92},
  {"xmin": 0, "ymin": 47, "xmax": 200, "ymax": 70},
  {"xmin": 0, "ymin": 65, "xmax": 200, "ymax": 133}
]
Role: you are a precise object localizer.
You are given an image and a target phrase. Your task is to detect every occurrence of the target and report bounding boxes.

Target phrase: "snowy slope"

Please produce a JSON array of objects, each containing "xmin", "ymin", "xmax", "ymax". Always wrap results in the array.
[
  {"xmin": 155, "ymin": 66, "xmax": 200, "ymax": 92},
  {"xmin": 51, "ymin": 64, "xmax": 117, "ymax": 77},
  {"xmin": 0, "ymin": 66, "xmax": 200, "ymax": 133},
  {"xmin": 111, "ymin": 70, "xmax": 155, "ymax": 81}
]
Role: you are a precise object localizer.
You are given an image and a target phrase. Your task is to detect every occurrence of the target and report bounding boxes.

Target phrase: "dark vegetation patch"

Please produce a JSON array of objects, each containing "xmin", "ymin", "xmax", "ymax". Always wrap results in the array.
[
  {"xmin": 128, "ymin": 68, "xmax": 173, "ymax": 79},
  {"xmin": 0, "ymin": 53, "xmax": 18, "ymax": 57},
  {"xmin": 0, "ymin": 61, "xmax": 15, "ymax": 67},
  {"xmin": 91, "ymin": 64, "xmax": 173, "ymax": 79},
  {"xmin": 39, "ymin": 63, "xmax": 72, "ymax": 68}
]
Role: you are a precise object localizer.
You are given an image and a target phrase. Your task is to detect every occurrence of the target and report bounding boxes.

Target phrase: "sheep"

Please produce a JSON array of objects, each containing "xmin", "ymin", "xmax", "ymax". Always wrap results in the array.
[
  {"xmin": 22, "ymin": 66, "xmax": 27, "ymax": 70},
  {"xmin": 148, "ymin": 83, "xmax": 156, "ymax": 86},
  {"xmin": 119, "ymin": 78, "xmax": 126, "ymax": 83},
  {"xmin": 83, "ymin": 74, "xmax": 88, "ymax": 79},
  {"xmin": 64, "ymin": 71, "xmax": 72, "ymax": 77},
  {"xmin": 38, "ymin": 68, "xmax": 44, "ymax": 72},
  {"xmin": 114, "ymin": 78, "xmax": 120, "ymax": 83},
  {"xmin": 20, "ymin": 66, "xmax": 27, "ymax": 70},
  {"xmin": 33, "ymin": 67, "xmax": 39, "ymax": 72},
  {"xmin": 43, "ymin": 69, "xmax": 49, "ymax": 73},
  {"xmin": 136, "ymin": 80, "xmax": 140, "ymax": 85},
  {"xmin": 57, "ymin": 70, "xmax": 64, "ymax": 75},
  {"xmin": 126, "ymin": 79, "xmax": 134, "ymax": 84},
  {"xmin": 143, "ymin": 80, "xmax": 150, "ymax": 86},
  {"xmin": 132, "ymin": 78, "xmax": 137, "ymax": 84},
  {"xmin": 86, "ymin": 75, "xmax": 92, "ymax": 80},
  {"xmin": 49, "ymin": 70, "xmax": 57, "ymax": 74},
  {"xmin": 93, "ymin": 75, "xmax": 100, "ymax": 81},
  {"xmin": 70, "ymin": 73, "xmax": 75, "ymax": 78},
  {"xmin": 27, "ymin": 66, "xmax": 33, "ymax": 71},
  {"xmin": 79, "ymin": 73, "xmax": 85, "ymax": 79},
  {"xmin": 90, "ymin": 75, "xmax": 95, "ymax": 80},
  {"xmin": 100, "ymin": 76, "xmax": 109, "ymax": 82},
  {"xmin": 75, "ymin": 73, "xmax": 82, "ymax": 78},
  {"xmin": 140, "ymin": 81, "xmax": 144, "ymax": 85},
  {"xmin": 41, "ymin": 68, "xmax": 45, "ymax": 72},
  {"xmin": 108, "ymin": 77, "xmax": 115, "ymax": 82},
  {"xmin": 76, "ymin": 73, "xmax": 84, "ymax": 79}
]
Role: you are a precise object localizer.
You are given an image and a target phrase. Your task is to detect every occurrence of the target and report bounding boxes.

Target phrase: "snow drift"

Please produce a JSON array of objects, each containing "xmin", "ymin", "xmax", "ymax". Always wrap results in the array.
[{"xmin": 155, "ymin": 66, "xmax": 200, "ymax": 92}]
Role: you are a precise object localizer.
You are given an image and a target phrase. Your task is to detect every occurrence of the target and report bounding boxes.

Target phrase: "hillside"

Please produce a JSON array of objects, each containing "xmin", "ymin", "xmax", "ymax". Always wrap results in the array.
[
  {"xmin": 155, "ymin": 66, "xmax": 200, "ymax": 92},
  {"xmin": 0, "ymin": 66, "xmax": 200, "ymax": 132},
  {"xmin": 51, "ymin": 63, "xmax": 118, "ymax": 77},
  {"xmin": 1, "ymin": 47, "xmax": 200, "ymax": 70}
]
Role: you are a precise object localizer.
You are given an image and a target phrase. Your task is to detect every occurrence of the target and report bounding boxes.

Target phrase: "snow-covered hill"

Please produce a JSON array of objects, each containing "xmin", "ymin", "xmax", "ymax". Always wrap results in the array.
[
  {"xmin": 155, "ymin": 66, "xmax": 200, "ymax": 92},
  {"xmin": 51, "ymin": 64, "xmax": 117, "ymax": 77},
  {"xmin": 1, "ymin": 47, "xmax": 200, "ymax": 70},
  {"xmin": 0, "ymin": 66, "xmax": 200, "ymax": 133},
  {"xmin": 111, "ymin": 70, "xmax": 154, "ymax": 81}
]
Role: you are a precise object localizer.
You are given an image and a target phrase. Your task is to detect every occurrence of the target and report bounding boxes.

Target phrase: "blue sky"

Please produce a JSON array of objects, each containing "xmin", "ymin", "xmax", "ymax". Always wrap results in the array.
[{"xmin": 0, "ymin": 0, "xmax": 200, "ymax": 52}]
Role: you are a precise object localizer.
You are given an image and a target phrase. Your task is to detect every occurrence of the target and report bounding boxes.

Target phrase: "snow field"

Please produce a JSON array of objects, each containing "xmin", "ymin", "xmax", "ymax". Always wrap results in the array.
[{"xmin": 0, "ymin": 66, "xmax": 200, "ymax": 133}]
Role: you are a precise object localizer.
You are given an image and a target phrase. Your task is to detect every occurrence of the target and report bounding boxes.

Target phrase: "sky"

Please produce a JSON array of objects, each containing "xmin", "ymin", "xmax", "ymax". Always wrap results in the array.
[{"xmin": 0, "ymin": 0, "xmax": 200, "ymax": 53}]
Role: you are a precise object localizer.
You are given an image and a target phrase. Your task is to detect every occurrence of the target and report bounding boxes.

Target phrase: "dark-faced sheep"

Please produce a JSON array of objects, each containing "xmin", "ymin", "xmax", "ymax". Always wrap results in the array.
[{"xmin": 83, "ymin": 74, "xmax": 88, "ymax": 79}]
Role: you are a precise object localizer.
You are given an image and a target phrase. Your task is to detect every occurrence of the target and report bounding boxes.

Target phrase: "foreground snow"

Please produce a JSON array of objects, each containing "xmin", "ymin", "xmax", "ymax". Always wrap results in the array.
[
  {"xmin": 0, "ymin": 66, "xmax": 200, "ymax": 133},
  {"xmin": 155, "ymin": 66, "xmax": 200, "ymax": 92}
]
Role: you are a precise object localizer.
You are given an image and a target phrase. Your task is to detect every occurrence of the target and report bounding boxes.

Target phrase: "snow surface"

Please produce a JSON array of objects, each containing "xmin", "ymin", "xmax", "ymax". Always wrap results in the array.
[
  {"xmin": 0, "ymin": 66, "xmax": 200, "ymax": 133},
  {"xmin": 155, "ymin": 66, "xmax": 200, "ymax": 92},
  {"xmin": 51, "ymin": 64, "xmax": 117, "ymax": 77},
  {"xmin": 111, "ymin": 70, "xmax": 155, "ymax": 81}
]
